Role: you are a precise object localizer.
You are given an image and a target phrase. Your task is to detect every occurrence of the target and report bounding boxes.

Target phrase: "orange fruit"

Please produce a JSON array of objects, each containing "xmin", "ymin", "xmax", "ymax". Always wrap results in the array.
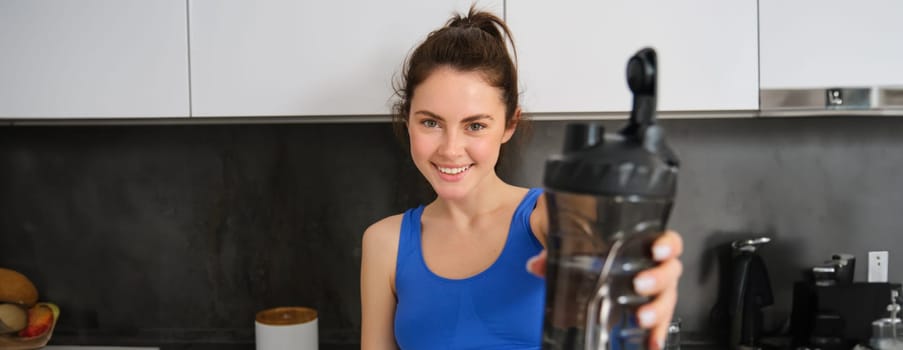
[{"xmin": 0, "ymin": 268, "xmax": 38, "ymax": 307}]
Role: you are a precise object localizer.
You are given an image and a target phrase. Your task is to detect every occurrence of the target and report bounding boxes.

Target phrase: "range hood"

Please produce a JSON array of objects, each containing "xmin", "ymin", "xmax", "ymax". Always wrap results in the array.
[{"xmin": 760, "ymin": 87, "xmax": 903, "ymax": 117}]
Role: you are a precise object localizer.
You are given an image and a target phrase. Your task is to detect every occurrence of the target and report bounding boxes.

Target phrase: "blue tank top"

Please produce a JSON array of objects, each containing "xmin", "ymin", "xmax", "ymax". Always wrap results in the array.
[{"xmin": 394, "ymin": 188, "xmax": 546, "ymax": 350}]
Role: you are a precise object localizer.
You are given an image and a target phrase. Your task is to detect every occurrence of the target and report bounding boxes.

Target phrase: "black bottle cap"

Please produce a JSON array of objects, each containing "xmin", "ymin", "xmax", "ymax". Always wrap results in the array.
[{"xmin": 543, "ymin": 48, "xmax": 679, "ymax": 198}]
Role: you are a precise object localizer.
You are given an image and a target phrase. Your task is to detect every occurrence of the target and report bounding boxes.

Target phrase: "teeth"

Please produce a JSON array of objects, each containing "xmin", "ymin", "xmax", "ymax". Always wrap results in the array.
[{"xmin": 437, "ymin": 165, "xmax": 469, "ymax": 175}]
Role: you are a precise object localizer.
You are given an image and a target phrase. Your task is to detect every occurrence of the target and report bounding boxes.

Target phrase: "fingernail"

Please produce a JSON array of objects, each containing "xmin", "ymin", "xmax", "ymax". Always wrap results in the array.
[
  {"xmin": 634, "ymin": 276, "xmax": 656, "ymax": 293},
  {"xmin": 639, "ymin": 309, "xmax": 656, "ymax": 327},
  {"xmin": 653, "ymin": 245, "xmax": 672, "ymax": 261},
  {"xmin": 657, "ymin": 334, "xmax": 666, "ymax": 350}
]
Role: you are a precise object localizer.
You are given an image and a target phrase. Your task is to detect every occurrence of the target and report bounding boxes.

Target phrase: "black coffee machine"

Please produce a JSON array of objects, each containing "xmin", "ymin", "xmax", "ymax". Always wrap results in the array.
[
  {"xmin": 789, "ymin": 254, "xmax": 902, "ymax": 349},
  {"xmin": 710, "ymin": 237, "xmax": 775, "ymax": 349}
]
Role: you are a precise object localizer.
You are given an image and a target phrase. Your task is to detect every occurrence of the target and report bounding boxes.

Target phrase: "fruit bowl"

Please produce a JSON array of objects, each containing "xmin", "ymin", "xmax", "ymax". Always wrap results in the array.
[{"xmin": 0, "ymin": 302, "xmax": 60, "ymax": 350}]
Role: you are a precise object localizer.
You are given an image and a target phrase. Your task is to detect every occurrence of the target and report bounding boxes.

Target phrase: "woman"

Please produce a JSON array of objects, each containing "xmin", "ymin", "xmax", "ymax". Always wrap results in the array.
[{"xmin": 361, "ymin": 8, "xmax": 683, "ymax": 349}]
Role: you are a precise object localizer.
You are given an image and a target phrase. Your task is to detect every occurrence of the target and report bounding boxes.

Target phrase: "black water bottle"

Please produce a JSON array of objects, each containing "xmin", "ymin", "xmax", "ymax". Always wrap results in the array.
[{"xmin": 541, "ymin": 48, "xmax": 680, "ymax": 350}]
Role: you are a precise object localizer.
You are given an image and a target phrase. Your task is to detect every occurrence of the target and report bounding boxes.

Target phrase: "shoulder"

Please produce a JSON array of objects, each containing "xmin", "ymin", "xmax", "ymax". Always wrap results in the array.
[
  {"xmin": 363, "ymin": 213, "xmax": 405, "ymax": 253},
  {"xmin": 361, "ymin": 213, "xmax": 406, "ymax": 293}
]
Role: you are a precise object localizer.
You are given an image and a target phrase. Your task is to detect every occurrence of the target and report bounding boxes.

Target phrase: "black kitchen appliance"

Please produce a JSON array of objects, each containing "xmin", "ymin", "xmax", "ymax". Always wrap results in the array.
[
  {"xmin": 730, "ymin": 237, "xmax": 774, "ymax": 349},
  {"xmin": 709, "ymin": 237, "xmax": 775, "ymax": 349},
  {"xmin": 811, "ymin": 254, "xmax": 856, "ymax": 286},
  {"xmin": 790, "ymin": 275, "xmax": 901, "ymax": 348}
]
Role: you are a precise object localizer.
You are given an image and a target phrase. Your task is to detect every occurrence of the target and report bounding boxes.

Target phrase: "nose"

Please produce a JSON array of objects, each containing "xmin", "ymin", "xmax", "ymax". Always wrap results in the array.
[{"xmin": 438, "ymin": 129, "xmax": 464, "ymax": 158}]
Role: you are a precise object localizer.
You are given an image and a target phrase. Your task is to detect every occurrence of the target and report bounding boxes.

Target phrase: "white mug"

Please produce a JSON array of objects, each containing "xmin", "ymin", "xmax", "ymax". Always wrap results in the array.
[{"xmin": 255, "ymin": 306, "xmax": 318, "ymax": 350}]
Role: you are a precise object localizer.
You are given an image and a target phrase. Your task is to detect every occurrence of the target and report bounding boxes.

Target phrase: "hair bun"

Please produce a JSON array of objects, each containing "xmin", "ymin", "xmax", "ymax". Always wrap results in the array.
[
  {"xmin": 392, "ymin": 4, "xmax": 520, "ymax": 137},
  {"xmin": 446, "ymin": 7, "xmax": 504, "ymax": 41}
]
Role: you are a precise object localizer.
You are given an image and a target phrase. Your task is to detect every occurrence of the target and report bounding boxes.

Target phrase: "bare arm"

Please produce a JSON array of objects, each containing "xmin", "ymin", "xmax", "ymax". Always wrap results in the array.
[
  {"xmin": 529, "ymin": 193, "xmax": 549, "ymax": 247},
  {"xmin": 360, "ymin": 215, "xmax": 403, "ymax": 350}
]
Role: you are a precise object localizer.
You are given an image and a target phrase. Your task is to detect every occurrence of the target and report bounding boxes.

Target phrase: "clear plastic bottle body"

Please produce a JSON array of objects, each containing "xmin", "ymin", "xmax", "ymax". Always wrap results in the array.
[{"xmin": 542, "ymin": 190, "xmax": 673, "ymax": 350}]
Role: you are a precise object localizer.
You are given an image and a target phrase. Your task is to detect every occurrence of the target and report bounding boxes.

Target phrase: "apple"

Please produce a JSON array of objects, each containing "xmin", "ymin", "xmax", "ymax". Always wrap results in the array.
[{"xmin": 17, "ymin": 304, "xmax": 53, "ymax": 338}]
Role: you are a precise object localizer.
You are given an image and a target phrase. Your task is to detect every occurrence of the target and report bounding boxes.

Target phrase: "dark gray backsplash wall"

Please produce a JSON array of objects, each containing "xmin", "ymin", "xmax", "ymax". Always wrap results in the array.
[
  {"xmin": 0, "ymin": 123, "xmax": 433, "ymax": 345},
  {"xmin": 1, "ymin": 117, "xmax": 902, "ymax": 343}
]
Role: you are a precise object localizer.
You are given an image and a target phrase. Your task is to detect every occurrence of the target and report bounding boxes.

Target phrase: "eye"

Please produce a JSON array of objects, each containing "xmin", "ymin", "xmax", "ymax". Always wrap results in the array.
[
  {"xmin": 421, "ymin": 119, "xmax": 439, "ymax": 128},
  {"xmin": 467, "ymin": 123, "xmax": 487, "ymax": 132}
]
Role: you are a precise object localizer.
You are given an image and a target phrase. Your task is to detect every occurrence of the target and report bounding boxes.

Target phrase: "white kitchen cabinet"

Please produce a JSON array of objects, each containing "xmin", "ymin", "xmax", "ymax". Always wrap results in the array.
[
  {"xmin": 759, "ymin": 0, "xmax": 903, "ymax": 89},
  {"xmin": 505, "ymin": 1, "xmax": 759, "ymax": 114},
  {"xmin": 0, "ymin": 0, "xmax": 190, "ymax": 119},
  {"xmin": 188, "ymin": 0, "xmax": 503, "ymax": 117}
]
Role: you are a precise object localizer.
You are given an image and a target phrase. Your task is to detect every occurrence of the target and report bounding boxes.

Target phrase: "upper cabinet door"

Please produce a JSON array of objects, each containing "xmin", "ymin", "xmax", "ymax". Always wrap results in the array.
[
  {"xmin": 506, "ymin": 1, "xmax": 759, "ymax": 114},
  {"xmin": 759, "ymin": 0, "xmax": 903, "ymax": 89},
  {"xmin": 189, "ymin": 0, "xmax": 503, "ymax": 117},
  {"xmin": 0, "ymin": 0, "xmax": 190, "ymax": 119}
]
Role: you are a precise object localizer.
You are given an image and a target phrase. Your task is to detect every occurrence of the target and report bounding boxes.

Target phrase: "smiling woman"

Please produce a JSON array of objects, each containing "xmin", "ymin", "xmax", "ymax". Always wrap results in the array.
[
  {"xmin": 407, "ymin": 67, "xmax": 515, "ymax": 200},
  {"xmin": 360, "ymin": 6, "xmax": 683, "ymax": 350}
]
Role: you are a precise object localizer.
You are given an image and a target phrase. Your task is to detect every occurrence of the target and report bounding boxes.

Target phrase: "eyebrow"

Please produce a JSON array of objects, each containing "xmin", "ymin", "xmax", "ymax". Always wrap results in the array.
[{"xmin": 413, "ymin": 110, "xmax": 494, "ymax": 123}]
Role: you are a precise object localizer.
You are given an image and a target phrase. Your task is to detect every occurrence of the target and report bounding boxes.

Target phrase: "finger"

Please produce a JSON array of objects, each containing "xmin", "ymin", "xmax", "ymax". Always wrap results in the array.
[
  {"xmin": 633, "ymin": 259, "xmax": 683, "ymax": 296},
  {"xmin": 637, "ymin": 283, "xmax": 678, "ymax": 349},
  {"xmin": 652, "ymin": 230, "xmax": 684, "ymax": 262},
  {"xmin": 526, "ymin": 250, "xmax": 547, "ymax": 277}
]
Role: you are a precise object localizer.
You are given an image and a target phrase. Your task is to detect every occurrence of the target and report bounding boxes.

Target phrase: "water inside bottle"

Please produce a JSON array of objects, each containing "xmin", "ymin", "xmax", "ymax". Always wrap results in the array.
[
  {"xmin": 541, "ymin": 192, "xmax": 672, "ymax": 350},
  {"xmin": 543, "ymin": 253, "xmax": 651, "ymax": 350}
]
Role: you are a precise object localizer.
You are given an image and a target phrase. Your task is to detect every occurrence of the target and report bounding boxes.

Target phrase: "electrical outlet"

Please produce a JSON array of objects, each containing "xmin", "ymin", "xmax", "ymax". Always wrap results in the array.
[{"xmin": 869, "ymin": 251, "xmax": 889, "ymax": 282}]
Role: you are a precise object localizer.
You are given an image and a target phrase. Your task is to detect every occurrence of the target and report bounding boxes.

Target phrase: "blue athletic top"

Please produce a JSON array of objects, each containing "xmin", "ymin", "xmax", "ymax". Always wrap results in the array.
[{"xmin": 394, "ymin": 188, "xmax": 546, "ymax": 350}]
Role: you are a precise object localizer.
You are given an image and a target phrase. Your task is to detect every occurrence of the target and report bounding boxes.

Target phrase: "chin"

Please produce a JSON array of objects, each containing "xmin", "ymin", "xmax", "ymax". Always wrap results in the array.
[{"xmin": 430, "ymin": 183, "xmax": 473, "ymax": 200}]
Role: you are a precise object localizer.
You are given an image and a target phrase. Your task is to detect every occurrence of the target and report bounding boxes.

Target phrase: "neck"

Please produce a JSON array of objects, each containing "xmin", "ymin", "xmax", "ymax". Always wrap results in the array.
[{"xmin": 430, "ymin": 174, "xmax": 516, "ymax": 223}]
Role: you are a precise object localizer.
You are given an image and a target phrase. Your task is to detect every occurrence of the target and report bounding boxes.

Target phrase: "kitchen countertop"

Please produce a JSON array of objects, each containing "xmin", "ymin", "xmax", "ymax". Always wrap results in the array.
[
  {"xmin": 44, "ymin": 342, "xmax": 785, "ymax": 350},
  {"xmin": 45, "ymin": 347, "xmax": 160, "ymax": 350},
  {"xmin": 45, "ymin": 343, "xmax": 728, "ymax": 350},
  {"xmin": 46, "ymin": 332, "xmax": 794, "ymax": 350},
  {"xmin": 48, "ymin": 343, "xmax": 358, "ymax": 350},
  {"xmin": 48, "ymin": 330, "xmax": 359, "ymax": 350},
  {"xmin": 46, "ymin": 340, "xmax": 725, "ymax": 350}
]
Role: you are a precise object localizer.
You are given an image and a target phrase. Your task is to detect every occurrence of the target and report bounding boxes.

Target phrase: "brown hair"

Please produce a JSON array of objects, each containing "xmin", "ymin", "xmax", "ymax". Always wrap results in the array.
[{"xmin": 391, "ymin": 6, "xmax": 526, "ymax": 141}]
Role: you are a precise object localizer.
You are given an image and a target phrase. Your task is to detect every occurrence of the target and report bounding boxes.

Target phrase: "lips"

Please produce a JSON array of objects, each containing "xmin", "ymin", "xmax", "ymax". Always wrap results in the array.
[
  {"xmin": 436, "ymin": 164, "xmax": 470, "ymax": 175},
  {"xmin": 433, "ymin": 163, "xmax": 472, "ymax": 181}
]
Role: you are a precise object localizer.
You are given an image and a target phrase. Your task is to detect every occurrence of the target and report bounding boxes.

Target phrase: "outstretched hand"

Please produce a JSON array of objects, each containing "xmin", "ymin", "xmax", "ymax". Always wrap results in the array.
[{"xmin": 527, "ymin": 230, "xmax": 684, "ymax": 350}]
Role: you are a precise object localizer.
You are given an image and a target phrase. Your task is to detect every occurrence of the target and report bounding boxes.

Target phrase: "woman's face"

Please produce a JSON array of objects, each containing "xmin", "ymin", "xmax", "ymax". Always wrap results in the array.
[{"xmin": 407, "ymin": 67, "xmax": 515, "ymax": 200}]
